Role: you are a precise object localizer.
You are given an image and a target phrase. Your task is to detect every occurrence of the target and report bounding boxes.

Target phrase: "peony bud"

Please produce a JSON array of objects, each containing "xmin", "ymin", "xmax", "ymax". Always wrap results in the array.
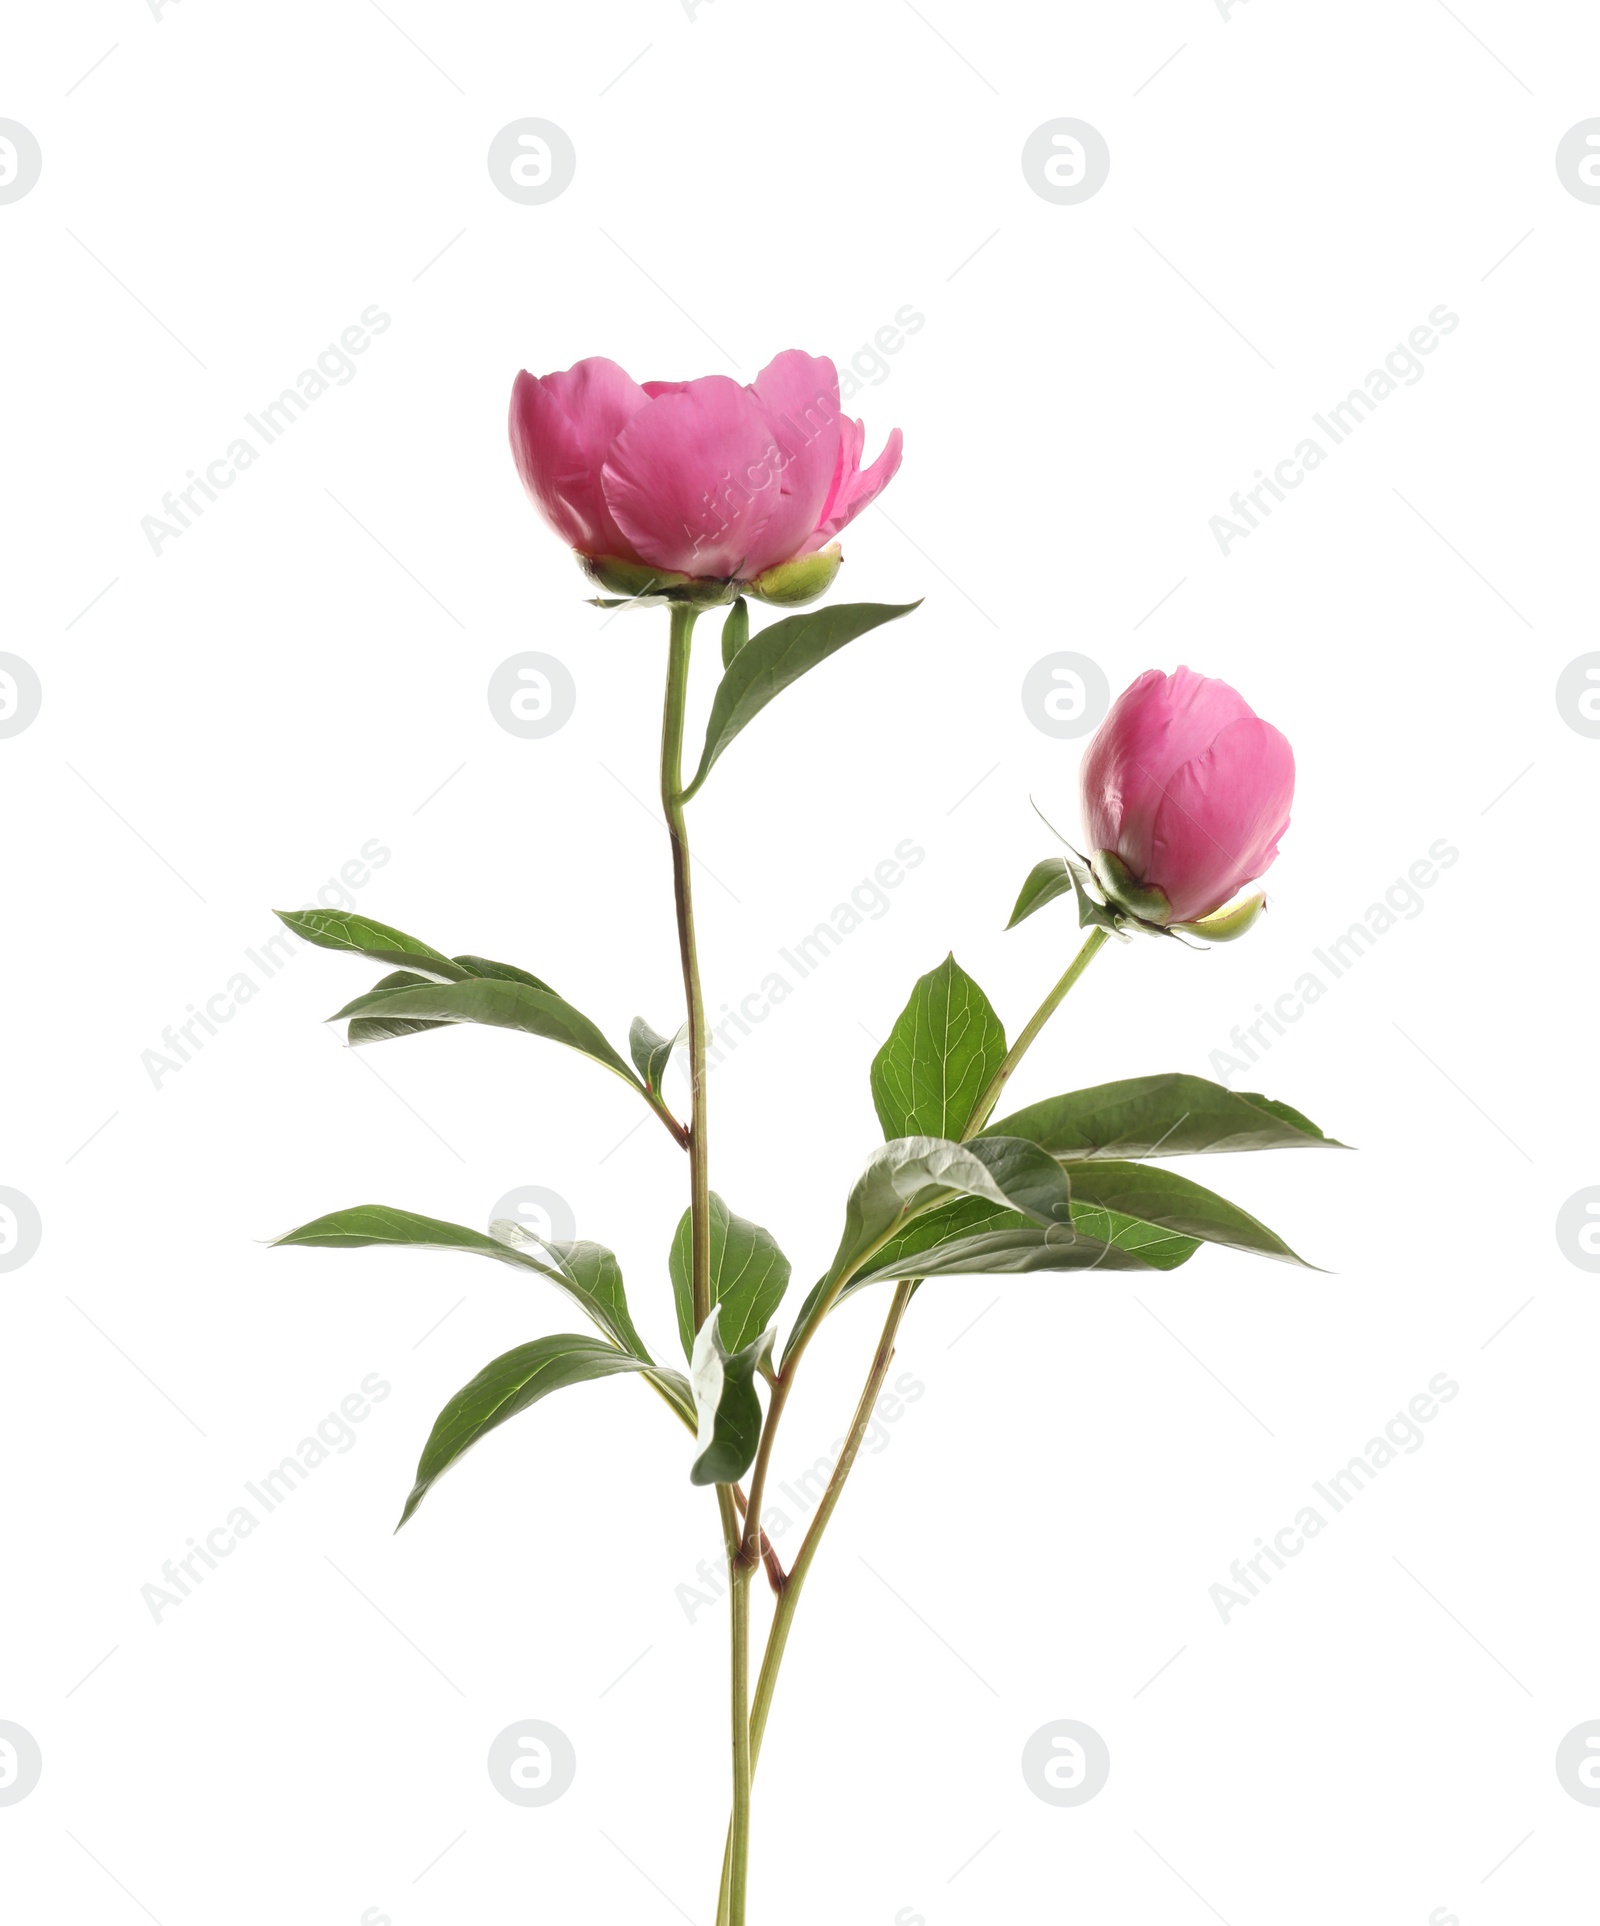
[{"xmin": 1079, "ymin": 668, "xmax": 1294, "ymax": 929}]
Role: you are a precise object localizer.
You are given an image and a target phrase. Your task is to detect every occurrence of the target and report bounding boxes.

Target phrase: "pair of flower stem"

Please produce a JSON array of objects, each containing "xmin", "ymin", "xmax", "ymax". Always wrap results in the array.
[{"xmin": 658, "ymin": 603, "xmax": 1106, "ymax": 1925}]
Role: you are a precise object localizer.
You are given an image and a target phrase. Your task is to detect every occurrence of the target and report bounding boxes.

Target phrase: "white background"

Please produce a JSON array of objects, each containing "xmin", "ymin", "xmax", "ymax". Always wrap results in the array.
[{"xmin": 3, "ymin": 2, "xmax": 1597, "ymax": 1921}]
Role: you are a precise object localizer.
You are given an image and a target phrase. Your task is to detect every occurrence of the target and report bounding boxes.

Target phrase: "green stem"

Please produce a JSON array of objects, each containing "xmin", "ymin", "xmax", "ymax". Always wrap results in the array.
[
  {"xmin": 750, "ymin": 1277, "xmax": 912, "ymax": 1764},
  {"xmin": 718, "ymin": 1485, "xmax": 752, "ymax": 1926},
  {"xmin": 965, "ymin": 926, "xmax": 1110, "ymax": 1136},
  {"xmin": 660, "ymin": 604, "xmax": 711, "ymax": 1329},
  {"xmin": 662, "ymin": 604, "xmax": 751, "ymax": 1925},
  {"xmin": 737, "ymin": 924, "xmax": 1113, "ymax": 1793}
]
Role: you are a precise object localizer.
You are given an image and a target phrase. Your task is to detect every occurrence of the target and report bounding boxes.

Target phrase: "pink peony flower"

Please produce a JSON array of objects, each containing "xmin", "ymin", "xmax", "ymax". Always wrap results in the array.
[
  {"xmin": 1079, "ymin": 668, "xmax": 1295, "ymax": 925},
  {"xmin": 508, "ymin": 351, "xmax": 902, "ymax": 603}
]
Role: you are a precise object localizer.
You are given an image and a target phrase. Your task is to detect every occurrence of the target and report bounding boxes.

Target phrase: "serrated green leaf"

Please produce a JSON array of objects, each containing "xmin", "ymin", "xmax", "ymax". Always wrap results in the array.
[
  {"xmin": 688, "ymin": 1308, "xmax": 773, "ymax": 1486},
  {"xmin": 400, "ymin": 1335, "xmax": 652, "ymax": 1525},
  {"xmin": 668, "ymin": 1192, "xmax": 792, "ymax": 1361},
  {"xmin": 275, "ymin": 909, "xmax": 468, "ymax": 981},
  {"xmin": 1006, "ymin": 858, "xmax": 1079, "ymax": 930},
  {"xmin": 986, "ymin": 1075, "xmax": 1344, "ymax": 1159},
  {"xmin": 720, "ymin": 596, "xmax": 749, "ymax": 668},
  {"xmin": 329, "ymin": 978, "xmax": 638, "ymax": 1087},
  {"xmin": 683, "ymin": 600, "xmax": 921, "ymax": 795},
  {"xmin": 870, "ymin": 956, "xmax": 1006, "ymax": 1141}
]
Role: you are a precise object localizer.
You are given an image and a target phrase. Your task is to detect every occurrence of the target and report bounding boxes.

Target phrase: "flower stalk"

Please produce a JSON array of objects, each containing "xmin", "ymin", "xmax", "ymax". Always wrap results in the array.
[
  {"xmin": 277, "ymin": 347, "xmax": 1326, "ymax": 1926},
  {"xmin": 662, "ymin": 602, "xmax": 754, "ymax": 1923},
  {"xmin": 660, "ymin": 604, "xmax": 712, "ymax": 1330}
]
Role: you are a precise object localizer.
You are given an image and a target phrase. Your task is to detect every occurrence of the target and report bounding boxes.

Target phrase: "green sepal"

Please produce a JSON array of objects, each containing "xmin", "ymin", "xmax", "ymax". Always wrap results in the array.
[
  {"xmin": 746, "ymin": 542, "xmax": 842, "ymax": 608},
  {"xmin": 1006, "ymin": 858, "xmax": 1079, "ymax": 930},
  {"xmin": 1173, "ymin": 892, "xmax": 1267, "ymax": 943},
  {"xmin": 577, "ymin": 553, "xmax": 738, "ymax": 609},
  {"xmin": 1091, "ymin": 849, "xmax": 1173, "ymax": 925}
]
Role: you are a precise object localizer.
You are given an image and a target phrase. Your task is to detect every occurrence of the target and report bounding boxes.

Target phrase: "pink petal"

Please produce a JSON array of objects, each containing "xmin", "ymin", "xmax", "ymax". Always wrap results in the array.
[
  {"xmin": 817, "ymin": 417, "xmax": 866, "ymax": 531},
  {"xmin": 1145, "ymin": 717, "xmax": 1296, "ymax": 921},
  {"xmin": 1079, "ymin": 667, "xmax": 1259, "ymax": 878},
  {"xmin": 818, "ymin": 425, "xmax": 904, "ymax": 539},
  {"xmin": 741, "ymin": 351, "xmax": 843, "ymax": 575},
  {"xmin": 600, "ymin": 377, "xmax": 783, "ymax": 578},
  {"xmin": 509, "ymin": 358, "xmax": 648, "ymax": 557}
]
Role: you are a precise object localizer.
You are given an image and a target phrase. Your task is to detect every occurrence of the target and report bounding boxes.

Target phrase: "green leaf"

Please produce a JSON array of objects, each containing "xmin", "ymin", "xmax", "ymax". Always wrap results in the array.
[
  {"xmin": 1061, "ymin": 1160, "xmax": 1314, "ymax": 1265},
  {"xmin": 1006, "ymin": 858, "xmax": 1079, "ymax": 930},
  {"xmin": 683, "ymin": 600, "xmax": 921, "ymax": 795},
  {"xmin": 668, "ymin": 1192, "xmax": 792, "ymax": 1361},
  {"xmin": 720, "ymin": 596, "xmax": 750, "ymax": 668},
  {"xmin": 347, "ymin": 970, "xmax": 452, "ymax": 1044},
  {"xmin": 400, "ymin": 1335, "xmax": 652, "ymax": 1525},
  {"xmin": 1010, "ymin": 847, "xmax": 1128, "ymax": 935},
  {"xmin": 688, "ymin": 1308, "xmax": 774, "ymax": 1486},
  {"xmin": 856, "ymin": 1221, "xmax": 1169, "ymax": 1283},
  {"xmin": 797, "ymin": 1193, "xmax": 1193, "ymax": 1324},
  {"xmin": 783, "ymin": 1134, "xmax": 1073, "ymax": 1365},
  {"xmin": 273, "ymin": 1202, "xmax": 650, "ymax": 1361},
  {"xmin": 986, "ymin": 1075, "xmax": 1344, "ymax": 1159},
  {"xmin": 343, "ymin": 955, "xmax": 556, "ymax": 1046},
  {"xmin": 629, "ymin": 1015, "xmax": 684, "ymax": 1092},
  {"xmin": 453, "ymin": 956, "xmax": 555, "ymax": 989},
  {"xmin": 851, "ymin": 1212, "xmax": 1184, "ymax": 1288},
  {"xmin": 893, "ymin": 1194, "xmax": 1198, "ymax": 1274},
  {"xmin": 870, "ymin": 955, "xmax": 1006, "ymax": 1140},
  {"xmin": 823, "ymin": 1135, "xmax": 1074, "ymax": 1281},
  {"xmin": 275, "ymin": 909, "xmax": 469, "ymax": 981},
  {"xmin": 329, "ymin": 978, "xmax": 638, "ymax": 1087}
]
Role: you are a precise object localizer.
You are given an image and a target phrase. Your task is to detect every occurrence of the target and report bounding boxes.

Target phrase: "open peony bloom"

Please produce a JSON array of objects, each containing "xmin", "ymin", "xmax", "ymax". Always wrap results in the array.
[
  {"xmin": 508, "ymin": 351, "xmax": 902, "ymax": 606},
  {"xmin": 1079, "ymin": 668, "xmax": 1295, "ymax": 930}
]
